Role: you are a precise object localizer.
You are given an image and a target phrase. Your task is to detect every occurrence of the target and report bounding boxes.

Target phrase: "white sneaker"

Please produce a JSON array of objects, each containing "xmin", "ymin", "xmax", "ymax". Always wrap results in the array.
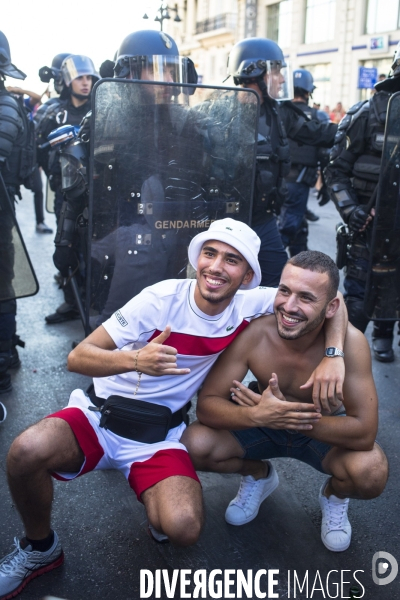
[
  {"xmin": 36, "ymin": 222, "xmax": 53, "ymax": 234},
  {"xmin": 147, "ymin": 523, "xmax": 169, "ymax": 544},
  {"xmin": 225, "ymin": 461, "xmax": 279, "ymax": 525},
  {"xmin": 319, "ymin": 479, "xmax": 351, "ymax": 551},
  {"xmin": 0, "ymin": 532, "xmax": 63, "ymax": 598}
]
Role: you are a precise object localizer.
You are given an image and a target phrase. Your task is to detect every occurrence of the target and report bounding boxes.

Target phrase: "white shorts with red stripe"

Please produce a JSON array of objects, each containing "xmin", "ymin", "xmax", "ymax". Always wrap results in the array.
[{"xmin": 46, "ymin": 389, "xmax": 199, "ymax": 500}]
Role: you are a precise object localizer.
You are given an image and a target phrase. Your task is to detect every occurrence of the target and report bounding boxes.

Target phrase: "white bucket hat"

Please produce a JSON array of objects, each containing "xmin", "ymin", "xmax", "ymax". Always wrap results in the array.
[{"xmin": 188, "ymin": 218, "xmax": 261, "ymax": 290}]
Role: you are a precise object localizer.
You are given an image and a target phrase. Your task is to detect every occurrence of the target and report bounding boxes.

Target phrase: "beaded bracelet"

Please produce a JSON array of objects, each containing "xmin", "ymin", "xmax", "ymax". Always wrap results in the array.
[{"xmin": 133, "ymin": 349, "xmax": 142, "ymax": 398}]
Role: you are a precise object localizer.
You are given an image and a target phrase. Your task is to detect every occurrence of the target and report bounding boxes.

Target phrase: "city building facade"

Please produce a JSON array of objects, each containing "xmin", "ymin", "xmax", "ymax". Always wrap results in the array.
[{"xmin": 162, "ymin": 0, "xmax": 400, "ymax": 113}]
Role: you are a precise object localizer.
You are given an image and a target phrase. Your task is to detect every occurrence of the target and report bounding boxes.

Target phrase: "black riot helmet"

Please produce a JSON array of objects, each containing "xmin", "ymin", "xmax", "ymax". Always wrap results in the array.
[
  {"xmin": 60, "ymin": 55, "xmax": 100, "ymax": 100},
  {"xmin": 0, "ymin": 31, "xmax": 26, "ymax": 80},
  {"xmin": 227, "ymin": 37, "xmax": 293, "ymax": 100},
  {"xmin": 375, "ymin": 41, "xmax": 400, "ymax": 93},
  {"xmin": 293, "ymin": 68, "xmax": 315, "ymax": 98},
  {"xmin": 114, "ymin": 30, "xmax": 197, "ymax": 87},
  {"xmin": 61, "ymin": 55, "xmax": 100, "ymax": 87},
  {"xmin": 39, "ymin": 53, "xmax": 72, "ymax": 94}
]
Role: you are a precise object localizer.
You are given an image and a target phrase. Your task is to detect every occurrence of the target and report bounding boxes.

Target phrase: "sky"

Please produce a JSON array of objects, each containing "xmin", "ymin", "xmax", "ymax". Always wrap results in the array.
[{"xmin": 2, "ymin": 0, "xmax": 162, "ymax": 94}]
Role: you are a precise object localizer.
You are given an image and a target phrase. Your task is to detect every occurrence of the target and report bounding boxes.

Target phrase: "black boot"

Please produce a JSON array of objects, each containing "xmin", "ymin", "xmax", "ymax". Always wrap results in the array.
[
  {"xmin": 372, "ymin": 322, "xmax": 395, "ymax": 363},
  {"xmin": 45, "ymin": 302, "xmax": 80, "ymax": 324},
  {"xmin": 305, "ymin": 208, "xmax": 320, "ymax": 222},
  {"xmin": 8, "ymin": 334, "xmax": 25, "ymax": 369}
]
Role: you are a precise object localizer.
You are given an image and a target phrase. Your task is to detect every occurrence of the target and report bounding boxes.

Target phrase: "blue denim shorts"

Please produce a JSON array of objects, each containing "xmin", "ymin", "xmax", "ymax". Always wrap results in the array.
[{"xmin": 230, "ymin": 416, "xmax": 345, "ymax": 474}]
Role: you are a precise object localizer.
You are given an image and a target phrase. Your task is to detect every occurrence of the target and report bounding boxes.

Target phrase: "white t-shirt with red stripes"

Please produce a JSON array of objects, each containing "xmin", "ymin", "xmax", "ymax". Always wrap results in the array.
[{"xmin": 94, "ymin": 279, "xmax": 276, "ymax": 412}]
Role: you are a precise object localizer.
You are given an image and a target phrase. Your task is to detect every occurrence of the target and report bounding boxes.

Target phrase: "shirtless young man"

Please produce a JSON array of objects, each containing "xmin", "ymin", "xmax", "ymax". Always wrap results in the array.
[{"xmin": 183, "ymin": 250, "xmax": 388, "ymax": 552}]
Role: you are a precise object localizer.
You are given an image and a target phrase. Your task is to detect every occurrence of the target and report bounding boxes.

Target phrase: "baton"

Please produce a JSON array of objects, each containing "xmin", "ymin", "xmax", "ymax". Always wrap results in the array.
[{"xmin": 68, "ymin": 267, "xmax": 87, "ymax": 330}]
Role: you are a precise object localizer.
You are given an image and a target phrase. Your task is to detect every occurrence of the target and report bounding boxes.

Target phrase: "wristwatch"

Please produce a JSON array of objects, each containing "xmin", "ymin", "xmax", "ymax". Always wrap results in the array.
[{"xmin": 325, "ymin": 347, "xmax": 345, "ymax": 358}]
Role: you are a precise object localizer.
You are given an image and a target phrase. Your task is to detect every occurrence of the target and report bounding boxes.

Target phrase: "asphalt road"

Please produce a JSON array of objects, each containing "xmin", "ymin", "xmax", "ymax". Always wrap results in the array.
[{"xmin": 0, "ymin": 189, "xmax": 399, "ymax": 600}]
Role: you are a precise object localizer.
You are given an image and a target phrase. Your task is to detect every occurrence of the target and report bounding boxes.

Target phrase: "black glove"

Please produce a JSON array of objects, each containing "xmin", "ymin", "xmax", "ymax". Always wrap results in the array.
[
  {"xmin": 53, "ymin": 245, "xmax": 79, "ymax": 277},
  {"xmin": 347, "ymin": 206, "xmax": 370, "ymax": 232},
  {"xmin": 48, "ymin": 173, "xmax": 61, "ymax": 192},
  {"xmin": 317, "ymin": 185, "xmax": 330, "ymax": 207}
]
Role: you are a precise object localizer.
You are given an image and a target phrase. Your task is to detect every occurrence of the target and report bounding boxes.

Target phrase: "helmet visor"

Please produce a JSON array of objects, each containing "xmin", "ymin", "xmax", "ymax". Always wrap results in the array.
[
  {"xmin": 266, "ymin": 60, "xmax": 293, "ymax": 101},
  {"xmin": 62, "ymin": 56, "xmax": 99, "ymax": 86},
  {"xmin": 52, "ymin": 69, "xmax": 65, "ymax": 94},
  {"xmin": 118, "ymin": 55, "xmax": 188, "ymax": 84}
]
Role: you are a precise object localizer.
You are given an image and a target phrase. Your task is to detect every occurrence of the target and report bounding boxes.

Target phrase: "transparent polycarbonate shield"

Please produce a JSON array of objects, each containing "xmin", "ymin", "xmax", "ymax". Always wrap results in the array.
[
  {"xmin": 0, "ymin": 175, "xmax": 39, "ymax": 301},
  {"xmin": 45, "ymin": 177, "xmax": 55, "ymax": 213},
  {"xmin": 364, "ymin": 91, "xmax": 400, "ymax": 321},
  {"xmin": 87, "ymin": 79, "xmax": 259, "ymax": 330}
]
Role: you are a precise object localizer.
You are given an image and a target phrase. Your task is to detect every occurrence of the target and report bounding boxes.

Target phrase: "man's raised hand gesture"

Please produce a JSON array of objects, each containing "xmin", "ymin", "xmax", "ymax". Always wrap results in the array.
[
  {"xmin": 231, "ymin": 373, "xmax": 321, "ymax": 430},
  {"xmin": 136, "ymin": 326, "xmax": 191, "ymax": 376}
]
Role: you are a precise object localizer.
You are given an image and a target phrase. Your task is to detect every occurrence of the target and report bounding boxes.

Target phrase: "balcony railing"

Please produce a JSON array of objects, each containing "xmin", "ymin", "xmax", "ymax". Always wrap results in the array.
[{"xmin": 195, "ymin": 13, "xmax": 237, "ymax": 35}]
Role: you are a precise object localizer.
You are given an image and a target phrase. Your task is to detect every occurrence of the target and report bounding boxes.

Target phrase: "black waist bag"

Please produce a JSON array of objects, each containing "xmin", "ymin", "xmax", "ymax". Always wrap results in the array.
[{"xmin": 89, "ymin": 395, "xmax": 175, "ymax": 443}]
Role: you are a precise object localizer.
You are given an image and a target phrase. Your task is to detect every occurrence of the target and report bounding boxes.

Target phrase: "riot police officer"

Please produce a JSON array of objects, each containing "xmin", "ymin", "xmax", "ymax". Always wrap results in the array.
[
  {"xmin": 53, "ymin": 30, "xmax": 200, "ymax": 330},
  {"xmin": 36, "ymin": 55, "xmax": 99, "ymax": 222},
  {"xmin": 325, "ymin": 42, "xmax": 400, "ymax": 362},
  {"xmin": 279, "ymin": 69, "xmax": 331, "ymax": 256},
  {"xmin": 36, "ymin": 55, "xmax": 99, "ymax": 324},
  {"xmin": 34, "ymin": 53, "xmax": 72, "ymax": 129},
  {"xmin": 0, "ymin": 31, "xmax": 35, "ymax": 394},
  {"xmin": 226, "ymin": 38, "xmax": 337, "ymax": 286}
]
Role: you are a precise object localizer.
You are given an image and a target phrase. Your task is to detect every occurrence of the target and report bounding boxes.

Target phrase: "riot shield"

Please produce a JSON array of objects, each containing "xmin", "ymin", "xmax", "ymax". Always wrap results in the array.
[
  {"xmin": 87, "ymin": 79, "xmax": 259, "ymax": 330},
  {"xmin": 0, "ymin": 174, "xmax": 39, "ymax": 301},
  {"xmin": 45, "ymin": 177, "xmax": 55, "ymax": 213},
  {"xmin": 364, "ymin": 91, "xmax": 400, "ymax": 321}
]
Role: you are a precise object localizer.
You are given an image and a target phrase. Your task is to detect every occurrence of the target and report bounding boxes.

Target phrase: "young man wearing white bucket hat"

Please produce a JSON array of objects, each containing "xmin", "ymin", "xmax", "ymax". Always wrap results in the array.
[{"xmin": 0, "ymin": 219, "xmax": 346, "ymax": 599}]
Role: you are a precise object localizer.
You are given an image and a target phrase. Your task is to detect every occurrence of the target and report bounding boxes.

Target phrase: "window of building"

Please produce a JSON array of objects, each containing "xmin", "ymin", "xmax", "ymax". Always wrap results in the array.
[
  {"xmin": 359, "ymin": 57, "xmax": 393, "ymax": 101},
  {"xmin": 302, "ymin": 63, "xmax": 332, "ymax": 109},
  {"xmin": 365, "ymin": 0, "xmax": 400, "ymax": 34},
  {"xmin": 266, "ymin": 0, "xmax": 293, "ymax": 48},
  {"xmin": 304, "ymin": 0, "xmax": 336, "ymax": 44},
  {"xmin": 196, "ymin": 0, "xmax": 237, "ymax": 34}
]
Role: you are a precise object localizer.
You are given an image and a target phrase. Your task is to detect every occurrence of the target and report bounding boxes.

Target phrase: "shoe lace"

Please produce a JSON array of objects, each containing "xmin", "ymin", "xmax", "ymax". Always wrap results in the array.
[
  {"xmin": 325, "ymin": 500, "xmax": 348, "ymax": 529},
  {"xmin": 0, "ymin": 539, "xmax": 28, "ymax": 575},
  {"xmin": 234, "ymin": 477, "xmax": 256, "ymax": 505}
]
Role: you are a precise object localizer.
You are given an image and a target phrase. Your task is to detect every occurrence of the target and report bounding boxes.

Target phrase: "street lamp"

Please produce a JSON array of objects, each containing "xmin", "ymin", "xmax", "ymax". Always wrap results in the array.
[{"xmin": 143, "ymin": 3, "xmax": 182, "ymax": 32}]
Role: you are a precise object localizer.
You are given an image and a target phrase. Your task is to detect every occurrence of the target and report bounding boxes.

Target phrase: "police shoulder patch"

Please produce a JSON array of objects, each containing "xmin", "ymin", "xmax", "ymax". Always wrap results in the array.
[{"xmin": 114, "ymin": 310, "xmax": 128, "ymax": 327}]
